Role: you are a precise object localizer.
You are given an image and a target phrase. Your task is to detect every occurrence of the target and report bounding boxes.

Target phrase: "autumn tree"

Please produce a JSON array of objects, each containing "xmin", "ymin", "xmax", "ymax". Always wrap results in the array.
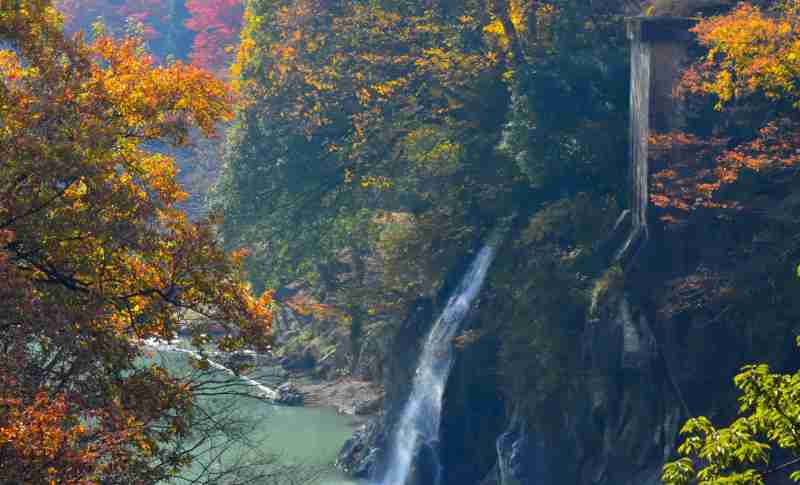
[
  {"xmin": 215, "ymin": 0, "xmax": 631, "ymax": 382},
  {"xmin": 56, "ymin": 0, "xmax": 242, "ymax": 68},
  {"xmin": 661, "ymin": 1, "xmax": 800, "ymax": 483},
  {"xmin": 0, "ymin": 1, "xmax": 275, "ymax": 483},
  {"xmin": 216, "ymin": 0, "xmax": 520, "ymax": 371},
  {"xmin": 688, "ymin": 1, "xmax": 800, "ymax": 199},
  {"xmin": 649, "ymin": 0, "xmax": 800, "ymax": 216},
  {"xmin": 56, "ymin": 0, "xmax": 196, "ymax": 61},
  {"xmin": 185, "ymin": 0, "xmax": 243, "ymax": 71}
]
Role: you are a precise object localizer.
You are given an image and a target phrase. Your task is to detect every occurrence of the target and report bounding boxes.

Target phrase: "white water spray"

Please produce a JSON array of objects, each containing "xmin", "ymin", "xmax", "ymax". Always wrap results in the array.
[
  {"xmin": 629, "ymin": 37, "xmax": 650, "ymax": 232},
  {"xmin": 614, "ymin": 32, "xmax": 651, "ymax": 264},
  {"xmin": 380, "ymin": 242, "xmax": 499, "ymax": 485},
  {"xmin": 142, "ymin": 338, "xmax": 278, "ymax": 400}
]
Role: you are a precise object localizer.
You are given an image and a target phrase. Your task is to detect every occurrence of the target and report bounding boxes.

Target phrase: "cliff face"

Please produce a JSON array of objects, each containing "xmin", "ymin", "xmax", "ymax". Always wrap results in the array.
[
  {"xmin": 336, "ymin": 259, "xmax": 507, "ymax": 484},
  {"xmin": 485, "ymin": 212, "xmax": 800, "ymax": 485},
  {"xmin": 337, "ymin": 209, "xmax": 799, "ymax": 485},
  {"xmin": 337, "ymin": 15, "xmax": 800, "ymax": 485},
  {"xmin": 471, "ymin": 18, "xmax": 800, "ymax": 485},
  {"xmin": 472, "ymin": 20, "xmax": 696, "ymax": 483}
]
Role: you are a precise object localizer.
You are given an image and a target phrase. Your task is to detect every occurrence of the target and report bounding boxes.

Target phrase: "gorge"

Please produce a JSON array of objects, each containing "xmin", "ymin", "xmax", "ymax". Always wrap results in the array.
[
  {"xmin": 8, "ymin": 1, "xmax": 800, "ymax": 484},
  {"xmin": 336, "ymin": 13, "xmax": 791, "ymax": 485}
]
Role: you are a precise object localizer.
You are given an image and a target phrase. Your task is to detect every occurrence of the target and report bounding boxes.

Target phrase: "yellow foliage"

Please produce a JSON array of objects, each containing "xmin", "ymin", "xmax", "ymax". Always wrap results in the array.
[
  {"xmin": 689, "ymin": 2, "xmax": 800, "ymax": 109},
  {"xmin": 231, "ymin": 0, "xmax": 505, "ymax": 175},
  {"xmin": 0, "ymin": 3, "xmax": 272, "ymax": 481}
]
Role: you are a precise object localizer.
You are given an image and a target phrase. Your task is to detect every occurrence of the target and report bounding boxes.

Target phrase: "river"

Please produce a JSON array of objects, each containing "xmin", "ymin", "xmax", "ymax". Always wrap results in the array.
[{"xmin": 144, "ymin": 343, "xmax": 362, "ymax": 485}]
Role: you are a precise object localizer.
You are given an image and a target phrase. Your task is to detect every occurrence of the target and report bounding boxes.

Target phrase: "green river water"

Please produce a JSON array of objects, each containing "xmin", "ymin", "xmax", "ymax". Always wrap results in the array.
[{"xmin": 146, "ymin": 345, "xmax": 363, "ymax": 485}]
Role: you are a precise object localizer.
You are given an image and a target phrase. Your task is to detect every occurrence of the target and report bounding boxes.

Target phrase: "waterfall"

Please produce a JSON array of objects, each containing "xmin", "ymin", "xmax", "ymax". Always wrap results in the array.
[
  {"xmin": 379, "ymin": 242, "xmax": 500, "ymax": 485},
  {"xmin": 629, "ymin": 37, "xmax": 650, "ymax": 232},
  {"xmin": 615, "ymin": 33, "xmax": 651, "ymax": 263}
]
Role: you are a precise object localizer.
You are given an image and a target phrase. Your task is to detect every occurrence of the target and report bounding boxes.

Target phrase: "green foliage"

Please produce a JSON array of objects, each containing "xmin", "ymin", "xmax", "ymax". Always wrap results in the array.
[
  {"xmin": 504, "ymin": 0, "xmax": 630, "ymax": 199},
  {"xmin": 491, "ymin": 194, "xmax": 620, "ymax": 419},
  {"xmin": 590, "ymin": 264, "xmax": 625, "ymax": 318},
  {"xmin": 521, "ymin": 194, "xmax": 621, "ymax": 247},
  {"xmin": 663, "ymin": 347, "xmax": 800, "ymax": 484},
  {"xmin": 375, "ymin": 211, "xmax": 467, "ymax": 303},
  {"xmin": 216, "ymin": 0, "xmax": 636, "ymax": 379}
]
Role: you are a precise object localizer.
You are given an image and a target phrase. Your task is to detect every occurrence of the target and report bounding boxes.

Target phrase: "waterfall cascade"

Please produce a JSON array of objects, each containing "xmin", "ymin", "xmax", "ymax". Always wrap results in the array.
[
  {"xmin": 617, "ymin": 17, "xmax": 695, "ymax": 264},
  {"xmin": 615, "ymin": 22, "xmax": 652, "ymax": 264},
  {"xmin": 379, "ymin": 241, "xmax": 500, "ymax": 485},
  {"xmin": 629, "ymin": 36, "xmax": 650, "ymax": 234},
  {"xmin": 496, "ymin": 409, "xmax": 530, "ymax": 485}
]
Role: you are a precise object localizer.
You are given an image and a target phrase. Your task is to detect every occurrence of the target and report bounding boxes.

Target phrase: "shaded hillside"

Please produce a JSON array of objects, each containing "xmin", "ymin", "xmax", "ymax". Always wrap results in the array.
[{"xmin": 218, "ymin": 0, "xmax": 800, "ymax": 483}]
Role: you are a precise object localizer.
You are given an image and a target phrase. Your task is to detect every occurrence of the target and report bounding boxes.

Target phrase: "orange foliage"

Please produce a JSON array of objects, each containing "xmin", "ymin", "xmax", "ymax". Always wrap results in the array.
[
  {"xmin": 0, "ymin": 1, "xmax": 269, "ymax": 481},
  {"xmin": 654, "ymin": 1, "xmax": 800, "ymax": 219},
  {"xmin": 712, "ymin": 118, "xmax": 800, "ymax": 186},
  {"xmin": 649, "ymin": 121, "xmax": 800, "ymax": 218},
  {"xmin": 235, "ymin": 0, "xmax": 503, "ymax": 184},
  {"xmin": 0, "ymin": 393, "xmax": 102, "ymax": 484},
  {"xmin": 284, "ymin": 292, "xmax": 345, "ymax": 321},
  {"xmin": 685, "ymin": 2, "xmax": 800, "ymax": 109},
  {"xmin": 649, "ymin": 132, "xmax": 733, "ymax": 218},
  {"xmin": 185, "ymin": 0, "xmax": 243, "ymax": 71}
]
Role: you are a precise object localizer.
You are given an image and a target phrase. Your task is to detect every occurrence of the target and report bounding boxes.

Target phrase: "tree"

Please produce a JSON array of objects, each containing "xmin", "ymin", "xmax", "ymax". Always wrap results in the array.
[
  {"xmin": 661, "ymin": 2, "xmax": 800, "ymax": 483},
  {"xmin": 57, "ymin": 0, "xmax": 187, "ymax": 60},
  {"xmin": 688, "ymin": 1, "xmax": 800, "ymax": 199},
  {"xmin": 0, "ymin": 1, "xmax": 273, "ymax": 483},
  {"xmin": 56, "ymin": 0, "xmax": 239, "ymax": 66},
  {"xmin": 215, "ymin": 0, "xmax": 631, "ymax": 381},
  {"xmin": 216, "ymin": 0, "xmax": 522, "ymax": 372},
  {"xmin": 651, "ymin": 0, "xmax": 800, "ymax": 216},
  {"xmin": 662, "ymin": 355, "xmax": 800, "ymax": 485},
  {"xmin": 185, "ymin": 0, "xmax": 243, "ymax": 71}
]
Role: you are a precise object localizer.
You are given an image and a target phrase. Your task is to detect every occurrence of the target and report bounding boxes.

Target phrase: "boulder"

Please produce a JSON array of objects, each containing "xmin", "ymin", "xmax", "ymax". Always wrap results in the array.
[
  {"xmin": 277, "ymin": 351, "xmax": 315, "ymax": 371},
  {"xmin": 354, "ymin": 394, "xmax": 383, "ymax": 415},
  {"xmin": 336, "ymin": 418, "xmax": 386, "ymax": 478},
  {"xmin": 274, "ymin": 382, "xmax": 304, "ymax": 406}
]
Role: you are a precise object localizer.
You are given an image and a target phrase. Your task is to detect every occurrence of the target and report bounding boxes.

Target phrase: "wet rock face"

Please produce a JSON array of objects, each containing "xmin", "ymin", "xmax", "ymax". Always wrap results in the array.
[
  {"xmin": 550, "ymin": 288, "xmax": 679, "ymax": 485},
  {"xmin": 336, "ymin": 253, "xmax": 685, "ymax": 485},
  {"xmin": 335, "ymin": 298, "xmax": 434, "ymax": 479},
  {"xmin": 383, "ymin": 298, "xmax": 436, "ymax": 416},
  {"xmin": 438, "ymin": 325, "xmax": 506, "ymax": 485},
  {"xmin": 482, "ymin": 206, "xmax": 800, "ymax": 485},
  {"xmin": 586, "ymin": 291, "xmax": 659, "ymax": 373},
  {"xmin": 494, "ymin": 413, "xmax": 531, "ymax": 485},
  {"xmin": 336, "ymin": 418, "xmax": 385, "ymax": 478},
  {"xmin": 483, "ymin": 286, "xmax": 681, "ymax": 485},
  {"xmin": 339, "ymin": 232, "xmax": 706, "ymax": 485}
]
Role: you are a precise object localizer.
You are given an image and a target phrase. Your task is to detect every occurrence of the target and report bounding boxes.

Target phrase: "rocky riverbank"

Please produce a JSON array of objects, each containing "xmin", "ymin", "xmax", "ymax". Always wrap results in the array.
[{"xmin": 296, "ymin": 377, "xmax": 383, "ymax": 416}]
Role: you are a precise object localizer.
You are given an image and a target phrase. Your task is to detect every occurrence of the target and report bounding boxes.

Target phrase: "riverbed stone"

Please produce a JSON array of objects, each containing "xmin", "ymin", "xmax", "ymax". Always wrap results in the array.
[{"xmin": 274, "ymin": 382, "xmax": 304, "ymax": 406}]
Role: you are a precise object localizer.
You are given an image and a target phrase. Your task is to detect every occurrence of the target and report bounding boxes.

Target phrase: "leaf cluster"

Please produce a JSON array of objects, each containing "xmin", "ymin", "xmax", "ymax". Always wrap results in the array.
[
  {"xmin": 0, "ymin": 3, "xmax": 272, "ymax": 482},
  {"xmin": 663, "ymin": 353, "xmax": 800, "ymax": 484}
]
